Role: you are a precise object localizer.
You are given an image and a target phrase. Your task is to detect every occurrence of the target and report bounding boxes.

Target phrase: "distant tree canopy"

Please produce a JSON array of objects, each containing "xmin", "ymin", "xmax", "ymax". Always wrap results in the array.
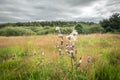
[
  {"xmin": 0, "ymin": 21, "xmax": 78, "ymax": 28},
  {"xmin": 75, "ymin": 24, "xmax": 83, "ymax": 34},
  {"xmin": 100, "ymin": 13, "xmax": 120, "ymax": 32}
]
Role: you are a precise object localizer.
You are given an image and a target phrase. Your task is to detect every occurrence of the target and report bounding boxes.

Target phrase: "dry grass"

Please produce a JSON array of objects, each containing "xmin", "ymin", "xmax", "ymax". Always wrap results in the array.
[
  {"xmin": 0, "ymin": 34, "xmax": 119, "ymax": 66},
  {"xmin": 0, "ymin": 34, "xmax": 120, "ymax": 80}
]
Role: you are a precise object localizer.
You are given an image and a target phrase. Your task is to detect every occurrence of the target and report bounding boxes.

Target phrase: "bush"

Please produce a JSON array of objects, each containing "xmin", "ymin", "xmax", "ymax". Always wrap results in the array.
[
  {"xmin": 61, "ymin": 27, "xmax": 72, "ymax": 34},
  {"xmin": 0, "ymin": 27, "xmax": 36, "ymax": 36},
  {"xmin": 37, "ymin": 27, "xmax": 55, "ymax": 35},
  {"xmin": 88, "ymin": 26, "xmax": 105, "ymax": 33},
  {"xmin": 75, "ymin": 24, "xmax": 83, "ymax": 34}
]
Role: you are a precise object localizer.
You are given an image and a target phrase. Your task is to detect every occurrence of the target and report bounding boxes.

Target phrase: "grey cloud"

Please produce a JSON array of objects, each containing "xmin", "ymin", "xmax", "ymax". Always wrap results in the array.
[
  {"xmin": 0, "ymin": 0, "xmax": 120, "ymax": 23},
  {"xmin": 63, "ymin": 0, "xmax": 98, "ymax": 6}
]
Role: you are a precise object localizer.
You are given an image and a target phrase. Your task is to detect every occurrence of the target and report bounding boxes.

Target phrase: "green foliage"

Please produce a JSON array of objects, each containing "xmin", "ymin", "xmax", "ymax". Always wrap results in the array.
[
  {"xmin": 88, "ymin": 26, "xmax": 105, "ymax": 33},
  {"xmin": 0, "ymin": 26, "xmax": 73, "ymax": 36},
  {"xmin": 100, "ymin": 13, "xmax": 120, "ymax": 32},
  {"xmin": 83, "ymin": 25, "xmax": 105, "ymax": 34},
  {"xmin": 75, "ymin": 24, "xmax": 83, "ymax": 34},
  {"xmin": 61, "ymin": 27, "xmax": 73, "ymax": 34},
  {"xmin": 0, "ymin": 27, "xmax": 36, "ymax": 36},
  {"xmin": 0, "ymin": 21, "xmax": 107, "ymax": 36},
  {"xmin": 0, "ymin": 21, "xmax": 77, "ymax": 27}
]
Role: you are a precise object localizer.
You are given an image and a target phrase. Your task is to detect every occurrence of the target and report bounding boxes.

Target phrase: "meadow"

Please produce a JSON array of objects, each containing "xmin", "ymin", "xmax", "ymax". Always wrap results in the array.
[{"xmin": 0, "ymin": 34, "xmax": 120, "ymax": 80}]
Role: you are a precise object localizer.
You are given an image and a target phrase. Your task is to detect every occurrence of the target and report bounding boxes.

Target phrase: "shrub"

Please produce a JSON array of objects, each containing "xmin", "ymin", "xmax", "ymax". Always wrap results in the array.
[
  {"xmin": 0, "ymin": 27, "xmax": 36, "ymax": 36},
  {"xmin": 88, "ymin": 26, "xmax": 105, "ymax": 33},
  {"xmin": 61, "ymin": 27, "xmax": 72, "ymax": 34},
  {"xmin": 75, "ymin": 24, "xmax": 83, "ymax": 34}
]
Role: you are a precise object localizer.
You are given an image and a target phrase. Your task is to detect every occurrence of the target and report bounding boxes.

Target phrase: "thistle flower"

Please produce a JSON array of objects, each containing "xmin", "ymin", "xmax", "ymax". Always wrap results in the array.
[
  {"xmin": 87, "ymin": 56, "xmax": 91, "ymax": 63},
  {"xmin": 58, "ymin": 34, "xmax": 63, "ymax": 39},
  {"xmin": 66, "ymin": 34, "xmax": 76, "ymax": 42},
  {"xmin": 70, "ymin": 45, "xmax": 74, "ymax": 50},
  {"xmin": 71, "ymin": 30, "xmax": 78, "ymax": 36},
  {"xmin": 70, "ymin": 50, "xmax": 74, "ymax": 59},
  {"xmin": 58, "ymin": 48, "xmax": 62, "ymax": 55},
  {"xmin": 60, "ymin": 39, "xmax": 64, "ymax": 45},
  {"xmin": 66, "ymin": 29, "xmax": 78, "ymax": 42},
  {"xmin": 66, "ymin": 49, "xmax": 69, "ymax": 53},
  {"xmin": 55, "ymin": 27, "xmax": 61, "ymax": 34},
  {"xmin": 77, "ymin": 57, "xmax": 82, "ymax": 68},
  {"xmin": 55, "ymin": 27, "xmax": 60, "ymax": 31}
]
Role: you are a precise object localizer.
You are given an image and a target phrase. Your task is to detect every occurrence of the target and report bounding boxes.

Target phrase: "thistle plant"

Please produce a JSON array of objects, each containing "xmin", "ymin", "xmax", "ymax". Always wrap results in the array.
[
  {"xmin": 55, "ymin": 27, "xmax": 79, "ymax": 72},
  {"xmin": 55, "ymin": 27, "xmax": 64, "ymax": 56}
]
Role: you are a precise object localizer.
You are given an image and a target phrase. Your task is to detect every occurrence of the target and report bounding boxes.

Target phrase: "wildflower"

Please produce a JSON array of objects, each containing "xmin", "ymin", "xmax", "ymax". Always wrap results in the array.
[
  {"xmin": 71, "ymin": 30, "xmax": 78, "ymax": 36},
  {"xmin": 55, "ymin": 27, "xmax": 61, "ymax": 35},
  {"xmin": 60, "ymin": 39, "xmax": 64, "ymax": 45},
  {"xmin": 70, "ymin": 50, "xmax": 75, "ymax": 59},
  {"xmin": 65, "ymin": 44, "xmax": 71, "ymax": 54},
  {"xmin": 87, "ymin": 56, "xmax": 91, "ymax": 63},
  {"xmin": 70, "ymin": 45, "xmax": 74, "ymax": 50},
  {"xmin": 55, "ymin": 27, "xmax": 60, "ymax": 31},
  {"xmin": 58, "ymin": 33, "xmax": 63, "ymax": 39},
  {"xmin": 59, "ymin": 48, "xmax": 62, "ymax": 55},
  {"xmin": 66, "ymin": 43, "xmax": 69, "ymax": 49},
  {"xmin": 77, "ymin": 57, "xmax": 82, "ymax": 68},
  {"xmin": 66, "ymin": 29, "xmax": 78, "ymax": 43},
  {"xmin": 66, "ymin": 49, "xmax": 69, "ymax": 53}
]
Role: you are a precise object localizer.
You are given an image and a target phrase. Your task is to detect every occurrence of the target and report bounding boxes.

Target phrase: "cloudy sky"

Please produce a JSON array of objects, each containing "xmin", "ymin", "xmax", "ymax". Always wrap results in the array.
[{"xmin": 0, "ymin": 0, "xmax": 120, "ymax": 23}]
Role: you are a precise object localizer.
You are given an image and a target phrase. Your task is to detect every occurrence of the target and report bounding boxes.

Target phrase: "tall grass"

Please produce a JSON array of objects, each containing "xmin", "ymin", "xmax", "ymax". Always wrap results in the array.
[{"xmin": 0, "ymin": 34, "xmax": 120, "ymax": 80}]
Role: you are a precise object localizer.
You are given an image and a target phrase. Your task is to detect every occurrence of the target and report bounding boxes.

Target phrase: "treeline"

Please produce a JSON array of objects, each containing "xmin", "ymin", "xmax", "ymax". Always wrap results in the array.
[
  {"xmin": 0, "ymin": 13, "xmax": 119, "ymax": 36},
  {"xmin": 100, "ymin": 13, "xmax": 120, "ymax": 33},
  {"xmin": 0, "ymin": 21, "xmax": 77, "ymax": 28},
  {"xmin": 0, "ymin": 21, "xmax": 100, "ymax": 36}
]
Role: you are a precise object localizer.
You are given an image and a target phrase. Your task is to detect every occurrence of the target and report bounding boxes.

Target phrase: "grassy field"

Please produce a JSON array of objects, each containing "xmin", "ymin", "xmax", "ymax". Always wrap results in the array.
[{"xmin": 0, "ymin": 34, "xmax": 120, "ymax": 80}]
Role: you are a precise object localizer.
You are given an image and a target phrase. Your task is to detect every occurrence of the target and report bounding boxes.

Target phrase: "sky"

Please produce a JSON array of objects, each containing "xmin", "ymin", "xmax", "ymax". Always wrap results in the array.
[{"xmin": 0, "ymin": 0, "xmax": 120, "ymax": 23}]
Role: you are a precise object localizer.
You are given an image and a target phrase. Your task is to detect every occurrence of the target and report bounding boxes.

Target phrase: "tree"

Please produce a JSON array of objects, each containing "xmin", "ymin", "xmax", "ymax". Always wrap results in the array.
[
  {"xmin": 100, "ymin": 13, "xmax": 120, "ymax": 32},
  {"xmin": 75, "ymin": 24, "xmax": 83, "ymax": 34}
]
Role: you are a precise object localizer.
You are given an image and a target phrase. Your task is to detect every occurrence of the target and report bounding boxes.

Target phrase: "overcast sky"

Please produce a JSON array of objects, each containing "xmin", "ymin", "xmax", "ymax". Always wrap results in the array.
[{"xmin": 0, "ymin": 0, "xmax": 120, "ymax": 23}]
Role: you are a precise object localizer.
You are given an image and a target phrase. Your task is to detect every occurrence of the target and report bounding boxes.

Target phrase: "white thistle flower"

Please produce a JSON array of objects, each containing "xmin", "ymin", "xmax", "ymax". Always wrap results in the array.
[
  {"xmin": 66, "ymin": 29, "xmax": 78, "ymax": 42},
  {"xmin": 55, "ymin": 27, "xmax": 60, "ymax": 31}
]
